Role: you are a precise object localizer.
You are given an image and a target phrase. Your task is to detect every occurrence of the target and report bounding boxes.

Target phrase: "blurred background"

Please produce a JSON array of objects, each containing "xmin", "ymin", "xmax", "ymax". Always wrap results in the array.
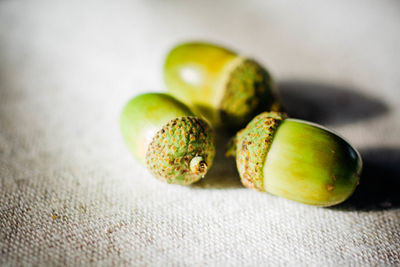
[{"xmin": 1, "ymin": 0, "xmax": 399, "ymax": 265}]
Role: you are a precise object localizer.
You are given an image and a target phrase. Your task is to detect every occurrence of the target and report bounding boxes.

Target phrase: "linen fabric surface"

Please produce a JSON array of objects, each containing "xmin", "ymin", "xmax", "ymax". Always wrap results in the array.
[{"xmin": 1, "ymin": 0, "xmax": 399, "ymax": 266}]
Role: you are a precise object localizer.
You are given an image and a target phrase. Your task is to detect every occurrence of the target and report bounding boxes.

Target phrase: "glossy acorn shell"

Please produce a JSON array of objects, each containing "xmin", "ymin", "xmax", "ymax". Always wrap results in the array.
[
  {"xmin": 232, "ymin": 112, "xmax": 362, "ymax": 207},
  {"xmin": 164, "ymin": 42, "xmax": 279, "ymax": 128},
  {"xmin": 264, "ymin": 119, "xmax": 362, "ymax": 206}
]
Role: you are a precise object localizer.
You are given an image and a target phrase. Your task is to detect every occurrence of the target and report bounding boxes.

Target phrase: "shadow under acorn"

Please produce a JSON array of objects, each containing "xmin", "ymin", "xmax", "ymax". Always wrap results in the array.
[
  {"xmin": 192, "ymin": 130, "xmax": 243, "ymax": 189},
  {"xmin": 278, "ymin": 80, "xmax": 389, "ymax": 126}
]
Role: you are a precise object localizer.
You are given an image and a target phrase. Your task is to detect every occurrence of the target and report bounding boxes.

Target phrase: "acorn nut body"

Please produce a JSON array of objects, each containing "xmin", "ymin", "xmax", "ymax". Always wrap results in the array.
[
  {"xmin": 228, "ymin": 112, "xmax": 362, "ymax": 206},
  {"xmin": 120, "ymin": 93, "xmax": 215, "ymax": 185},
  {"xmin": 164, "ymin": 42, "xmax": 280, "ymax": 129}
]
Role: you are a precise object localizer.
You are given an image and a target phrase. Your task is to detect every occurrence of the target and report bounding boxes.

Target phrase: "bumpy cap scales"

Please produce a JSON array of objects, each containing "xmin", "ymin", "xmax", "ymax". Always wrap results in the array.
[
  {"xmin": 146, "ymin": 116, "xmax": 215, "ymax": 185},
  {"xmin": 228, "ymin": 112, "xmax": 286, "ymax": 191},
  {"xmin": 219, "ymin": 59, "xmax": 281, "ymax": 128}
]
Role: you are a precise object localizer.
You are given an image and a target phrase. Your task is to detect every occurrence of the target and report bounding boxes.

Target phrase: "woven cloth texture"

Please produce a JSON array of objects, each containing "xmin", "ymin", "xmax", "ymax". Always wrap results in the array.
[{"xmin": 1, "ymin": 0, "xmax": 399, "ymax": 266}]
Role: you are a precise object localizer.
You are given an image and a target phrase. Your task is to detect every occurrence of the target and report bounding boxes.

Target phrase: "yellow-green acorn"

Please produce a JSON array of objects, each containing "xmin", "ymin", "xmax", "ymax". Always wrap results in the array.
[
  {"xmin": 164, "ymin": 42, "xmax": 281, "ymax": 128},
  {"xmin": 120, "ymin": 93, "xmax": 215, "ymax": 185},
  {"xmin": 227, "ymin": 112, "xmax": 362, "ymax": 206}
]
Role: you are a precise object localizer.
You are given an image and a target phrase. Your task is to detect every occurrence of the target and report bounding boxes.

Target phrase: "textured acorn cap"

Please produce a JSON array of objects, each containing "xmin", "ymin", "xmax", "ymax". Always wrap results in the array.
[
  {"xmin": 164, "ymin": 42, "xmax": 281, "ymax": 129},
  {"xmin": 227, "ymin": 112, "xmax": 287, "ymax": 191},
  {"xmin": 219, "ymin": 59, "xmax": 281, "ymax": 128},
  {"xmin": 146, "ymin": 116, "xmax": 215, "ymax": 185}
]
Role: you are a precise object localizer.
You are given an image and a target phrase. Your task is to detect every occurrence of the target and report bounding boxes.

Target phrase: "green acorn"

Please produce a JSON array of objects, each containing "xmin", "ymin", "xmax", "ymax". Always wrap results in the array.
[
  {"xmin": 227, "ymin": 112, "xmax": 362, "ymax": 206},
  {"xmin": 164, "ymin": 42, "xmax": 281, "ymax": 128},
  {"xmin": 120, "ymin": 93, "xmax": 216, "ymax": 185}
]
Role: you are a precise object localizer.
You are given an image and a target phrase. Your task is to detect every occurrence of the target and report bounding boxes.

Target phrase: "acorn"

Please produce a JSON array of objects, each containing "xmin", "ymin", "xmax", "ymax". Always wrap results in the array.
[
  {"xmin": 164, "ymin": 42, "xmax": 281, "ymax": 128},
  {"xmin": 120, "ymin": 93, "xmax": 216, "ymax": 185},
  {"xmin": 226, "ymin": 112, "xmax": 362, "ymax": 206}
]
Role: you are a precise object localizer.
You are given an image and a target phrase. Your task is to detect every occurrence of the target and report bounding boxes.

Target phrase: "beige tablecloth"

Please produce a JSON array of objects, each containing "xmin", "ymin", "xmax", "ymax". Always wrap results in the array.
[{"xmin": 1, "ymin": 0, "xmax": 399, "ymax": 266}]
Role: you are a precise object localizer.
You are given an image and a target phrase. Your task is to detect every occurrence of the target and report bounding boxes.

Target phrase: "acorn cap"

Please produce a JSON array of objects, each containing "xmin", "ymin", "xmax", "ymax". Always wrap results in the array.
[
  {"xmin": 164, "ymin": 42, "xmax": 281, "ymax": 128},
  {"xmin": 146, "ymin": 116, "xmax": 215, "ymax": 185},
  {"xmin": 219, "ymin": 59, "xmax": 281, "ymax": 127},
  {"xmin": 227, "ymin": 112, "xmax": 287, "ymax": 191}
]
